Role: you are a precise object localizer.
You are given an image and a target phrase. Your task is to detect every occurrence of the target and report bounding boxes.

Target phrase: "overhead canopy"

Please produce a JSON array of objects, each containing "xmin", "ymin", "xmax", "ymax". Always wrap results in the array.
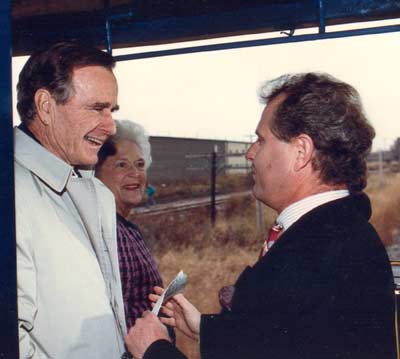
[
  {"xmin": 2, "ymin": 1, "xmax": 400, "ymax": 357},
  {"xmin": 12, "ymin": 0, "xmax": 400, "ymax": 56}
]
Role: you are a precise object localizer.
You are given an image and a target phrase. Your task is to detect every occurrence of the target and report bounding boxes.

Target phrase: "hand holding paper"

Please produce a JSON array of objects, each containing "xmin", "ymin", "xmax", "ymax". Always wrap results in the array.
[
  {"xmin": 150, "ymin": 271, "xmax": 201, "ymax": 341},
  {"xmin": 152, "ymin": 270, "xmax": 187, "ymax": 316}
]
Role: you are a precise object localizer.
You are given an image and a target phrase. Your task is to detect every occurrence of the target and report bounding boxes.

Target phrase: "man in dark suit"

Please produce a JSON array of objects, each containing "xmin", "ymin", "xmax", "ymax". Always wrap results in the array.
[{"xmin": 124, "ymin": 73, "xmax": 397, "ymax": 359}]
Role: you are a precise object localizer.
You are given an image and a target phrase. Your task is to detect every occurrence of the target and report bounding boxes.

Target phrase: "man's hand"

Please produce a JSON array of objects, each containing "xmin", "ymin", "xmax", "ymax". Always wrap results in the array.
[
  {"xmin": 124, "ymin": 311, "xmax": 171, "ymax": 359},
  {"xmin": 150, "ymin": 286, "xmax": 201, "ymax": 341}
]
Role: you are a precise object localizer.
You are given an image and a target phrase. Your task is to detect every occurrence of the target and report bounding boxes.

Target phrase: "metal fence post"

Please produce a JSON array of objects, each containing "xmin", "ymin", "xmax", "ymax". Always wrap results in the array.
[
  {"xmin": 210, "ymin": 147, "xmax": 217, "ymax": 225},
  {"xmin": 255, "ymin": 199, "xmax": 265, "ymax": 235}
]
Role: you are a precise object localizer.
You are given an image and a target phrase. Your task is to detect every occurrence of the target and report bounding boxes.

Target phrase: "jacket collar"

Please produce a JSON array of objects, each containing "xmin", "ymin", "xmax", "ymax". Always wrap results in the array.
[
  {"xmin": 257, "ymin": 192, "xmax": 372, "ymax": 263},
  {"xmin": 14, "ymin": 127, "xmax": 94, "ymax": 193},
  {"xmin": 289, "ymin": 192, "xmax": 372, "ymax": 230}
]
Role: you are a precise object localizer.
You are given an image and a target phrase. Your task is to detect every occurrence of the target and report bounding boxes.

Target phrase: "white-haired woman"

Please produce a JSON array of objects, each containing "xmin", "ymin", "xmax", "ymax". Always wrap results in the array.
[{"xmin": 95, "ymin": 119, "xmax": 163, "ymax": 329}]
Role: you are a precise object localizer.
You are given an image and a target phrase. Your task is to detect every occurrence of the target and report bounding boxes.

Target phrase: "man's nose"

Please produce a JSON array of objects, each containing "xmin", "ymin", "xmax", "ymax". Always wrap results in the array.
[
  {"xmin": 103, "ymin": 111, "xmax": 116, "ymax": 135},
  {"xmin": 108, "ymin": 119, "xmax": 117, "ymax": 136},
  {"xmin": 246, "ymin": 143, "xmax": 255, "ymax": 160}
]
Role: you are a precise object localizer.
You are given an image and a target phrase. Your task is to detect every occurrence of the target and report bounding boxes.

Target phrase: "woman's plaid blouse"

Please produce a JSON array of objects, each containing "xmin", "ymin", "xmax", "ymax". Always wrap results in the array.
[{"xmin": 116, "ymin": 214, "xmax": 163, "ymax": 329}]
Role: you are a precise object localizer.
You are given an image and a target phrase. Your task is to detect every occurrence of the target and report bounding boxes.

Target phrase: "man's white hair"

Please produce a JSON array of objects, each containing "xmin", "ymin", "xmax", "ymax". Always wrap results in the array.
[{"xmin": 112, "ymin": 119, "xmax": 152, "ymax": 169}]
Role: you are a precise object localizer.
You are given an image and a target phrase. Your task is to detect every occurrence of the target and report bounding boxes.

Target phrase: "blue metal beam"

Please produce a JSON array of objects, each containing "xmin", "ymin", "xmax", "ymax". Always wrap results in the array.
[
  {"xmin": 114, "ymin": 23, "xmax": 400, "ymax": 62},
  {"xmin": 0, "ymin": 0, "xmax": 19, "ymax": 357},
  {"xmin": 12, "ymin": 0, "xmax": 400, "ymax": 56}
]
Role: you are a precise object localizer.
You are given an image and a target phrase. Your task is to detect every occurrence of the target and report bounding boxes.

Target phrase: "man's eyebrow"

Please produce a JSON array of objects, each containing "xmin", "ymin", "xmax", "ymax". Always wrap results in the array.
[
  {"xmin": 90, "ymin": 102, "xmax": 109, "ymax": 108},
  {"xmin": 89, "ymin": 102, "xmax": 120, "ymax": 112}
]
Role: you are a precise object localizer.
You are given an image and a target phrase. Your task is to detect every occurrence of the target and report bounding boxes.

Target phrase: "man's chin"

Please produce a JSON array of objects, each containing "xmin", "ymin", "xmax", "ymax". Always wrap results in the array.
[
  {"xmin": 74, "ymin": 156, "xmax": 99, "ymax": 168},
  {"xmin": 79, "ymin": 146, "xmax": 102, "ymax": 164}
]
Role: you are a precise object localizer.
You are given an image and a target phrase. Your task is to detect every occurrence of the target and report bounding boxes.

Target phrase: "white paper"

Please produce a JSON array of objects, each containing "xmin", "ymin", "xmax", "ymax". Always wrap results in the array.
[{"xmin": 152, "ymin": 270, "xmax": 187, "ymax": 316}]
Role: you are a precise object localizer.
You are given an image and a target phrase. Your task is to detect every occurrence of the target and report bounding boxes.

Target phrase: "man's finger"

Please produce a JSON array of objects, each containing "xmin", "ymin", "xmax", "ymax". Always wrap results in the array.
[
  {"xmin": 142, "ymin": 310, "xmax": 152, "ymax": 318},
  {"xmin": 153, "ymin": 286, "xmax": 165, "ymax": 295},
  {"xmin": 171, "ymin": 293, "xmax": 189, "ymax": 308},
  {"xmin": 149, "ymin": 293, "xmax": 160, "ymax": 302},
  {"xmin": 160, "ymin": 306, "xmax": 174, "ymax": 317},
  {"xmin": 159, "ymin": 316, "xmax": 176, "ymax": 327}
]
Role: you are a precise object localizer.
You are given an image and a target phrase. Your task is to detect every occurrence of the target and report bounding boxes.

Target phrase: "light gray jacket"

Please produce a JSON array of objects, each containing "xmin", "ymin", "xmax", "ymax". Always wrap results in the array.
[{"xmin": 15, "ymin": 128, "xmax": 127, "ymax": 359}]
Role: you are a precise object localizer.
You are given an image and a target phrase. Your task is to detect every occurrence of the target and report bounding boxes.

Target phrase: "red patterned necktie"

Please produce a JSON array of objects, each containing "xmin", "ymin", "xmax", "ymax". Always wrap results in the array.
[{"xmin": 259, "ymin": 222, "xmax": 283, "ymax": 259}]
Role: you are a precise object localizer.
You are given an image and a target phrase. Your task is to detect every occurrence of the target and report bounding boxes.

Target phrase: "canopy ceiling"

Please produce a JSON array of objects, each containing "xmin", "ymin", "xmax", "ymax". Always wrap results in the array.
[{"xmin": 12, "ymin": 0, "xmax": 400, "ymax": 56}]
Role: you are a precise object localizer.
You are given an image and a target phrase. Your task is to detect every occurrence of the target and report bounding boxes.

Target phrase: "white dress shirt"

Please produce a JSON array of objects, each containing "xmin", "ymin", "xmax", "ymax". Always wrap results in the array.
[{"xmin": 276, "ymin": 190, "xmax": 350, "ymax": 233}]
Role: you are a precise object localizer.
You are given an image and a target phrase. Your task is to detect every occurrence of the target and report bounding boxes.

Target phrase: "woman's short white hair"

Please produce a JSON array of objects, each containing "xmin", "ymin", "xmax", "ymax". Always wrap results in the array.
[{"xmin": 111, "ymin": 119, "xmax": 152, "ymax": 169}]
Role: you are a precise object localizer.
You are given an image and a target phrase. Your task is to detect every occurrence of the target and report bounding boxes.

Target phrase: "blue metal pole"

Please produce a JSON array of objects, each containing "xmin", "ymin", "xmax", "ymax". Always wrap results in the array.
[
  {"xmin": 0, "ymin": 0, "xmax": 19, "ymax": 357},
  {"xmin": 115, "ymin": 24, "xmax": 400, "ymax": 62},
  {"xmin": 318, "ymin": 0, "xmax": 326, "ymax": 34},
  {"xmin": 105, "ymin": 7, "xmax": 134, "ymax": 55},
  {"xmin": 104, "ymin": 0, "xmax": 112, "ymax": 55},
  {"xmin": 105, "ymin": 18, "xmax": 113, "ymax": 55}
]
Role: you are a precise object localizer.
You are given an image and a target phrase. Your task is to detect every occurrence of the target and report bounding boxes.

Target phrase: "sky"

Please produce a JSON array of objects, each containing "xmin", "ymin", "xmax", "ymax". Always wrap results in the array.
[{"xmin": 12, "ymin": 20, "xmax": 400, "ymax": 152}]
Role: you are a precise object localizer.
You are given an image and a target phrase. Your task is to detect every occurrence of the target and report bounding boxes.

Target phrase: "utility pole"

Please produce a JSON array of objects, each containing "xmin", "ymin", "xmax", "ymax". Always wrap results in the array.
[
  {"xmin": 379, "ymin": 138, "xmax": 388, "ymax": 186},
  {"xmin": 210, "ymin": 146, "xmax": 217, "ymax": 225},
  {"xmin": 188, "ymin": 145, "xmax": 249, "ymax": 226},
  {"xmin": 378, "ymin": 149, "xmax": 384, "ymax": 186},
  {"xmin": 255, "ymin": 199, "xmax": 265, "ymax": 234}
]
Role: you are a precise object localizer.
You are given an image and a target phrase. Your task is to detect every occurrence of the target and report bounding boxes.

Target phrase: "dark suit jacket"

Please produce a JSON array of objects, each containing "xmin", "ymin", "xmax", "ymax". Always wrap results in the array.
[{"xmin": 144, "ymin": 193, "xmax": 396, "ymax": 359}]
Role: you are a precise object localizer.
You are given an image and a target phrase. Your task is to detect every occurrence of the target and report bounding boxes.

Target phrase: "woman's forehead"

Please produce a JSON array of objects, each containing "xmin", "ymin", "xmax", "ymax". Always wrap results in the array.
[{"xmin": 115, "ymin": 139, "xmax": 143, "ymax": 158}]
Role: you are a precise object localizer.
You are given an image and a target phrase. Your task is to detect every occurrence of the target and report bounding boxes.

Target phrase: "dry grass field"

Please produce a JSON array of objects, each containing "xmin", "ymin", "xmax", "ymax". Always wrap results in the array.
[
  {"xmin": 367, "ymin": 172, "xmax": 400, "ymax": 246},
  {"xmin": 133, "ymin": 171, "xmax": 400, "ymax": 359}
]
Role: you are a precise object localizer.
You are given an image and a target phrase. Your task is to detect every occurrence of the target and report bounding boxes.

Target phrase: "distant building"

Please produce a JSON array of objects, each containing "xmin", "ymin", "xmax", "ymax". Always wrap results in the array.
[
  {"xmin": 225, "ymin": 141, "xmax": 251, "ymax": 174},
  {"xmin": 148, "ymin": 136, "xmax": 250, "ymax": 183},
  {"xmin": 367, "ymin": 150, "xmax": 393, "ymax": 162}
]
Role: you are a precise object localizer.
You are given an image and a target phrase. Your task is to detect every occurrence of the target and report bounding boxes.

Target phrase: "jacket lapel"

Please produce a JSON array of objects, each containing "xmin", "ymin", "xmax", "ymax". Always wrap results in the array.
[
  {"xmin": 68, "ymin": 177, "xmax": 127, "ymax": 333},
  {"xmin": 68, "ymin": 178, "xmax": 112, "ymax": 291}
]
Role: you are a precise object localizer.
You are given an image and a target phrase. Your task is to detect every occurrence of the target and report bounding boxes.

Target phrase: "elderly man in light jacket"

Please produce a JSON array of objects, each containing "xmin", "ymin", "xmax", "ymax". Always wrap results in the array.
[{"xmin": 15, "ymin": 41, "xmax": 128, "ymax": 359}]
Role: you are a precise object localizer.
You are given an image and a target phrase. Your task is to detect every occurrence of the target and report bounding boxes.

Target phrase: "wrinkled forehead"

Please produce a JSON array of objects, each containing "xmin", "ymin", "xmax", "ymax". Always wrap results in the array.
[{"xmin": 70, "ymin": 66, "xmax": 117, "ymax": 94}]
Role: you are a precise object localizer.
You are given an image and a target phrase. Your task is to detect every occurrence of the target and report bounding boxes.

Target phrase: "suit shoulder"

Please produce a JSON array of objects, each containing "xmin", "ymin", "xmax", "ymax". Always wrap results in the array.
[
  {"xmin": 14, "ymin": 160, "xmax": 40, "ymax": 198},
  {"xmin": 92, "ymin": 177, "xmax": 116, "ymax": 214},
  {"xmin": 93, "ymin": 177, "xmax": 113, "ymax": 197}
]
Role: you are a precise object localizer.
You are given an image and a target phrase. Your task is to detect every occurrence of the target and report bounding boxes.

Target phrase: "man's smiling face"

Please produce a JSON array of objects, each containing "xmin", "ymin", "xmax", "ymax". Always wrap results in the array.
[{"xmin": 44, "ymin": 65, "xmax": 118, "ymax": 166}]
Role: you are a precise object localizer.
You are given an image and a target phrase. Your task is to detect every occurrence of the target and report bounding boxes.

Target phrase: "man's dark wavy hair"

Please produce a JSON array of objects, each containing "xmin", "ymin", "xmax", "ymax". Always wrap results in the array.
[
  {"xmin": 17, "ymin": 41, "xmax": 115, "ymax": 125},
  {"xmin": 261, "ymin": 72, "xmax": 375, "ymax": 192}
]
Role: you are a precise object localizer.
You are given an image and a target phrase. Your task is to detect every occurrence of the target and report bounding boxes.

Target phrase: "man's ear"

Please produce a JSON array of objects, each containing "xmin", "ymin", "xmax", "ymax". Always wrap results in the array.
[
  {"xmin": 34, "ymin": 89, "xmax": 53, "ymax": 125},
  {"xmin": 292, "ymin": 134, "xmax": 314, "ymax": 171}
]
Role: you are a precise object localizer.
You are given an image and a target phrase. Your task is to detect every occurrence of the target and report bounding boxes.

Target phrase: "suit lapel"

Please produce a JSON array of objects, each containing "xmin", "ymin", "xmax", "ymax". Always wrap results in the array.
[{"xmin": 68, "ymin": 178, "xmax": 112, "ymax": 296}]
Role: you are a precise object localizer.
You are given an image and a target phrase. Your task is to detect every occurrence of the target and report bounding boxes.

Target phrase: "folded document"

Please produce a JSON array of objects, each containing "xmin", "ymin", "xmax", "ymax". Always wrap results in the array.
[{"xmin": 152, "ymin": 270, "xmax": 187, "ymax": 316}]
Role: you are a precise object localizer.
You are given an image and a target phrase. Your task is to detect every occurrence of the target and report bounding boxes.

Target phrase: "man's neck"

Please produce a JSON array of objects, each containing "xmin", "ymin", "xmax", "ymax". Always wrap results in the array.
[
  {"xmin": 19, "ymin": 122, "xmax": 42, "ymax": 144},
  {"xmin": 276, "ymin": 188, "xmax": 350, "ymax": 232},
  {"xmin": 277, "ymin": 179, "xmax": 347, "ymax": 214},
  {"xmin": 27, "ymin": 120, "xmax": 70, "ymax": 165}
]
